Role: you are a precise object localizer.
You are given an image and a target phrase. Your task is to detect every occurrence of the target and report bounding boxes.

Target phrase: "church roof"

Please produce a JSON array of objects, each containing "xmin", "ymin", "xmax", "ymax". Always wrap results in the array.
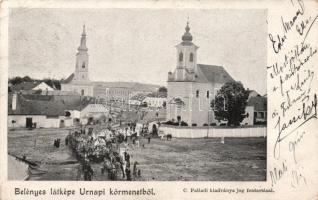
[
  {"xmin": 195, "ymin": 64, "xmax": 235, "ymax": 84},
  {"xmin": 61, "ymin": 73, "xmax": 74, "ymax": 84}
]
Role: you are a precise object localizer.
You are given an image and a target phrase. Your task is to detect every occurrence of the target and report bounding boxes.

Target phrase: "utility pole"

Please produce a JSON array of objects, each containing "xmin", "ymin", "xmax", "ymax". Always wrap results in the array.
[{"xmin": 207, "ymin": 110, "xmax": 210, "ymax": 138}]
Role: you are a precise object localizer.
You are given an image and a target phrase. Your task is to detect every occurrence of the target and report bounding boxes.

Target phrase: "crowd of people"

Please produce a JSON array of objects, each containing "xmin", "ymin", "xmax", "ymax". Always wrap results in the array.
[{"xmin": 66, "ymin": 124, "xmax": 145, "ymax": 181}]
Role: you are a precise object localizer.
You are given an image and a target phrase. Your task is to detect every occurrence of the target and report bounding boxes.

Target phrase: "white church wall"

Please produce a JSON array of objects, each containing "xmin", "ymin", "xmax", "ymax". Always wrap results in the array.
[
  {"xmin": 167, "ymin": 81, "xmax": 193, "ymax": 123},
  {"xmin": 190, "ymin": 83, "xmax": 214, "ymax": 126},
  {"xmin": 61, "ymin": 83, "xmax": 93, "ymax": 97},
  {"xmin": 167, "ymin": 81, "xmax": 218, "ymax": 126}
]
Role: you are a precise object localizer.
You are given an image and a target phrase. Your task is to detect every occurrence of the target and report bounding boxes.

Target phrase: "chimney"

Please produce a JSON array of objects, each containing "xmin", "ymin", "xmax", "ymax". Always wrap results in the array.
[{"xmin": 12, "ymin": 93, "xmax": 17, "ymax": 110}]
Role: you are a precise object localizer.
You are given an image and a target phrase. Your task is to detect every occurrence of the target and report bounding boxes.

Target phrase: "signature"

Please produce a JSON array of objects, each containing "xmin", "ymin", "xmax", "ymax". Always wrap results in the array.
[{"xmin": 273, "ymin": 94, "xmax": 317, "ymax": 160}]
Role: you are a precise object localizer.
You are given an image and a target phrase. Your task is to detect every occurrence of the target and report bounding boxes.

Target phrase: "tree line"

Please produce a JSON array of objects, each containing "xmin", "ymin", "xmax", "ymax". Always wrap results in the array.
[{"xmin": 9, "ymin": 76, "xmax": 62, "ymax": 90}]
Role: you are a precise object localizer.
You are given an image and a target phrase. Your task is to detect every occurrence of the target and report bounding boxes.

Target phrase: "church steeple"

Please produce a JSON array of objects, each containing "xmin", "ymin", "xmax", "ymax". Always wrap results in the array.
[
  {"xmin": 78, "ymin": 25, "xmax": 88, "ymax": 51},
  {"xmin": 74, "ymin": 25, "xmax": 89, "ymax": 82},
  {"xmin": 173, "ymin": 20, "xmax": 199, "ymax": 81},
  {"xmin": 182, "ymin": 20, "xmax": 193, "ymax": 42}
]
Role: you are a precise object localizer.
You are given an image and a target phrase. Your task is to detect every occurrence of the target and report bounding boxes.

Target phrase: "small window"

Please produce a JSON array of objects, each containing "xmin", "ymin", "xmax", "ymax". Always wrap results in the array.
[
  {"xmin": 82, "ymin": 62, "xmax": 85, "ymax": 68},
  {"xmin": 196, "ymin": 90, "xmax": 199, "ymax": 98},
  {"xmin": 190, "ymin": 53, "xmax": 194, "ymax": 62},
  {"xmin": 207, "ymin": 91, "xmax": 210, "ymax": 98},
  {"xmin": 179, "ymin": 52, "xmax": 183, "ymax": 62},
  {"xmin": 81, "ymin": 89, "xmax": 84, "ymax": 96}
]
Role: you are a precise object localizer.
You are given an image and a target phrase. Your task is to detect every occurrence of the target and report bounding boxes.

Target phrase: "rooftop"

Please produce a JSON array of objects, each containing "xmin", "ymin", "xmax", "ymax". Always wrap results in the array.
[{"xmin": 8, "ymin": 94, "xmax": 94, "ymax": 116}]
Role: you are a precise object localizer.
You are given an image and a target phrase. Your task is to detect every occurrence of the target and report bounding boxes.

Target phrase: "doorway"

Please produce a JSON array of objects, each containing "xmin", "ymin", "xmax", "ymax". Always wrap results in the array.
[
  {"xmin": 59, "ymin": 119, "xmax": 65, "ymax": 128},
  {"xmin": 26, "ymin": 117, "xmax": 33, "ymax": 128}
]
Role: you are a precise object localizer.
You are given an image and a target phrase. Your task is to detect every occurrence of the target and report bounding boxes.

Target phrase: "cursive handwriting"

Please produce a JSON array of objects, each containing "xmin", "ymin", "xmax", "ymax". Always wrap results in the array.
[
  {"xmin": 289, "ymin": 131, "xmax": 306, "ymax": 164},
  {"xmin": 270, "ymin": 160, "xmax": 288, "ymax": 187},
  {"xmin": 291, "ymin": 168, "xmax": 307, "ymax": 188},
  {"xmin": 269, "ymin": 0, "xmax": 305, "ymax": 54},
  {"xmin": 267, "ymin": 0, "xmax": 317, "ymax": 189},
  {"xmin": 274, "ymin": 94, "xmax": 317, "ymax": 159}
]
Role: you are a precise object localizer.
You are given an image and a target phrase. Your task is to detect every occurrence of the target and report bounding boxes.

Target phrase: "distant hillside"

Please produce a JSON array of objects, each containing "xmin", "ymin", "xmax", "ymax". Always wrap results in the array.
[{"xmin": 93, "ymin": 81, "xmax": 162, "ymax": 92}]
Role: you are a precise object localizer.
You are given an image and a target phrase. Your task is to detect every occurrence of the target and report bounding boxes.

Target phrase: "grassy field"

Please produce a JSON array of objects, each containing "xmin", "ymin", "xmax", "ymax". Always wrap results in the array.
[
  {"xmin": 128, "ymin": 137, "xmax": 266, "ymax": 181},
  {"xmin": 8, "ymin": 128, "xmax": 266, "ymax": 181},
  {"xmin": 8, "ymin": 128, "xmax": 79, "ymax": 180}
]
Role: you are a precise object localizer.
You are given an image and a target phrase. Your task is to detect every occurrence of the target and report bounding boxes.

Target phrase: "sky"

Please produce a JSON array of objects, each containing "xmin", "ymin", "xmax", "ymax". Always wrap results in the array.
[{"xmin": 9, "ymin": 8, "xmax": 267, "ymax": 95}]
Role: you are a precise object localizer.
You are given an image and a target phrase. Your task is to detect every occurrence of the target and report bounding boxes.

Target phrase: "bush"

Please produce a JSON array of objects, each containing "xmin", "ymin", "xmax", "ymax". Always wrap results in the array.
[
  {"xmin": 180, "ymin": 121, "xmax": 188, "ymax": 126},
  {"xmin": 220, "ymin": 123, "xmax": 227, "ymax": 126},
  {"xmin": 203, "ymin": 123, "xmax": 208, "ymax": 126},
  {"xmin": 192, "ymin": 123, "xmax": 197, "ymax": 127},
  {"xmin": 163, "ymin": 120, "xmax": 188, "ymax": 126},
  {"xmin": 162, "ymin": 120, "xmax": 174, "ymax": 125},
  {"xmin": 210, "ymin": 123, "xmax": 217, "ymax": 126}
]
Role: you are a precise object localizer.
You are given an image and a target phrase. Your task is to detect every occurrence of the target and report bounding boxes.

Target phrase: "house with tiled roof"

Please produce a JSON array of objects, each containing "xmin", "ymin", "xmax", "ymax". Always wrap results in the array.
[
  {"xmin": 80, "ymin": 104, "xmax": 110, "ymax": 124},
  {"xmin": 166, "ymin": 21, "xmax": 236, "ymax": 126},
  {"xmin": 248, "ymin": 95, "xmax": 267, "ymax": 124},
  {"xmin": 129, "ymin": 93, "xmax": 147, "ymax": 106},
  {"xmin": 7, "ymin": 93, "xmax": 91, "ymax": 128}
]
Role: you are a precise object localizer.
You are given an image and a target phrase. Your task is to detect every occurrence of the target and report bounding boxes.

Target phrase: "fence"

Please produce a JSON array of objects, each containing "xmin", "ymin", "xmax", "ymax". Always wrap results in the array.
[{"xmin": 159, "ymin": 125, "xmax": 266, "ymax": 138}]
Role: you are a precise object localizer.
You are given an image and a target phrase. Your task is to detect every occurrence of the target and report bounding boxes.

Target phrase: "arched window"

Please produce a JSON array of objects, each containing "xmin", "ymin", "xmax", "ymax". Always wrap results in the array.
[
  {"xmin": 82, "ymin": 62, "xmax": 85, "ymax": 68},
  {"xmin": 207, "ymin": 91, "xmax": 210, "ymax": 98},
  {"xmin": 190, "ymin": 53, "xmax": 194, "ymax": 62},
  {"xmin": 196, "ymin": 90, "xmax": 199, "ymax": 98},
  {"xmin": 179, "ymin": 52, "xmax": 183, "ymax": 62}
]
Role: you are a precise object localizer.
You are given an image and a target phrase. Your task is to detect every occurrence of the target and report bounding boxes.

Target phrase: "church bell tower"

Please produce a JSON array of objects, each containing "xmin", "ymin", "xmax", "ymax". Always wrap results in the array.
[
  {"xmin": 175, "ymin": 21, "xmax": 199, "ymax": 81},
  {"xmin": 74, "ymin": 25, "xmax": 89, "ymax": 82}
]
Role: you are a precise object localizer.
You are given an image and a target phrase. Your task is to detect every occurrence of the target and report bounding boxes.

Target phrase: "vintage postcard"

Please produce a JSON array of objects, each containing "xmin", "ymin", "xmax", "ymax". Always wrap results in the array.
[{"xmin": 0, "ymin": 0, "xmax": 317, "ymax": 199}]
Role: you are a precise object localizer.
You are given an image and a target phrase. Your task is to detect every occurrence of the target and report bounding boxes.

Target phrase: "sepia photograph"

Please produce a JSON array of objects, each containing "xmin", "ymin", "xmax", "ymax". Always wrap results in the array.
[{"xmin": 7, "ymin": 8, "xmax": 267, "ymax": 181}]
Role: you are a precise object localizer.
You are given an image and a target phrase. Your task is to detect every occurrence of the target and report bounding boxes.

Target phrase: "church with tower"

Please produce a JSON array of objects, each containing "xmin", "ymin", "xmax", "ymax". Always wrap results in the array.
[
  {"xmin": 61, "ymin": 26, "xmax": 159, "ymax": 102},
  {"xmin": 167, "ymin": 21, "xmax": 235, "ymax": 126},
  {"xmin": 61, "ymin": 25, "xmax": 94, "ymax": 96}
]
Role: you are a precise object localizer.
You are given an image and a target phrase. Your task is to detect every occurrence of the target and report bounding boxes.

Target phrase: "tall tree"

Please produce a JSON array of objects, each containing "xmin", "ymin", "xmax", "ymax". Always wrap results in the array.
[
  {"xmin": 211, "ymin": 81, "xmax": 249, "ymax": 126},
  {"xmin": 158, "ymin": 86, "xmax": 167, "ymax": 93}
]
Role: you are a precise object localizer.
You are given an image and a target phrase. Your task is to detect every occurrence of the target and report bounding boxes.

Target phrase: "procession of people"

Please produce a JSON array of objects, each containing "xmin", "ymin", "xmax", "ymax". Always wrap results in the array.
[{"xmin": 66, "ymin": 123, "xmax": 147, "ymax": 181}]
